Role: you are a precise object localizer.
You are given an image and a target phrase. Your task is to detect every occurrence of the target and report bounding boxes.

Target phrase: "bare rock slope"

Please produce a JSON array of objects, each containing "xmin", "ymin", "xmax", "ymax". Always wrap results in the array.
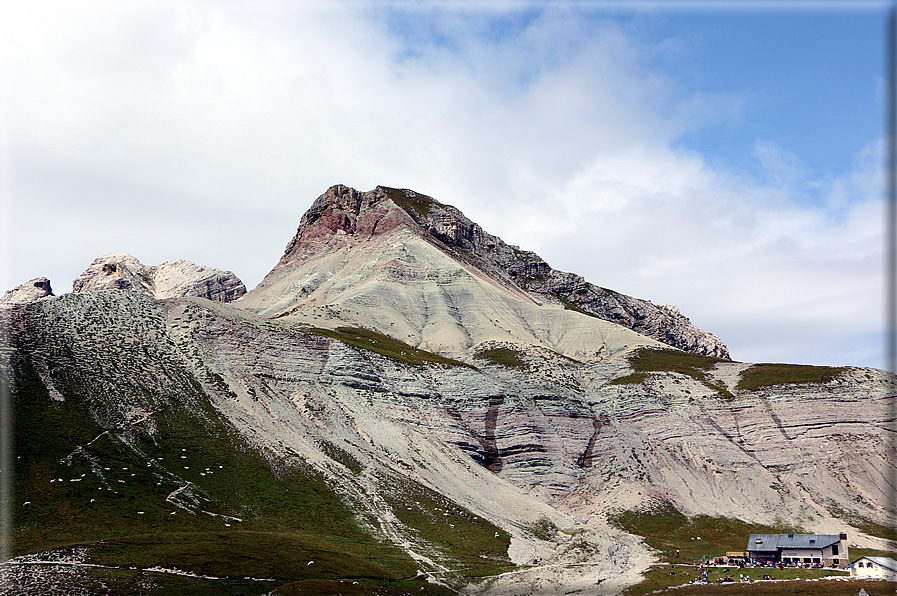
[{"xmin": 72, "ymin": 252, "xmax": 246, "ymax": 302}]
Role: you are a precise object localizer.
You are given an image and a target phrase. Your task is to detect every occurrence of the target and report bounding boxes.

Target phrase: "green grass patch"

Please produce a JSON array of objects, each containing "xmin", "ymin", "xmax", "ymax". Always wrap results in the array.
[
  {"xmin": 703, "ymin": 381, "xmax": 734, "ymax": 398},
  {"xmin": 607, "ymin": 349, "xmax": 732, "ymax": 397},
  {"xmin": 271, "ymin": 577, "xmax": 457, "ymax": 595},
  {"xmin": 21, "ymin": 550, "xmax": 456, "ymax": 596},
  {"xmin": 380, "ymin": 186, "xmax": 438, "ymax": 219},
  {"xmin": 553, "ymin": 293, "xmax": 599, "ymax": 318},
  {"xmin": 825, "ymin": 504, "xmax": 897, "ymax": 543},
  {"xmin": 607, "ymin": 372, "xmax": 649, "ymax": 386},
  {"xmin": 473, "ymin": 347, "xmax": 528, "ymax": 368},
  {"xmin": 50, "ymin": 565, "xmax": 275, "ymax": 596},
  {"xmin": 305, "ymin": 327, "xmax": 473, "ymax": 368},
  {"xmin": 736, "ymin": 363, "xmax": 849, "ymax": 391},
  {"xmin": 521, "ymin": 517, "xmax": 559, "ymax": 542},
  {"xmin": 849, "ymin": 546, "xmax": 897, "ymax": 561},
  {"xmin": 89, "ymin": 531, "xmax": 412, "ymax": 582},
  {"xmin": 625, "ymin": 567, "xmax": 865, "ymax": 596},
  {"xmin": 319, "ymin": 440, "xmax": 364, "ymax": 475},
  {"xmin": 629, "ymin": 349, "xmax": 727, "ymax": 379}
]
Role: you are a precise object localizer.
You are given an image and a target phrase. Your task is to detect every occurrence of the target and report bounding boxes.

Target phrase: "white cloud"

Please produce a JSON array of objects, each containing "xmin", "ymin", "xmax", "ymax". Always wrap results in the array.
[
  {"xmin": 753, "ymin": 140, "xmax": 810, "ymax": 188},
  {"xmin": 526, "ymin": 139, "xmax": 883, "ymax": 367}
]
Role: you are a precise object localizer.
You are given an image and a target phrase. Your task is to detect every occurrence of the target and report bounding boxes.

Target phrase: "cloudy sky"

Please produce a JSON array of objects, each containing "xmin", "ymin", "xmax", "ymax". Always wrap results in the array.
[{"xmin": 1, "ymin": 1, "xmax": 890, "ymax": 369}]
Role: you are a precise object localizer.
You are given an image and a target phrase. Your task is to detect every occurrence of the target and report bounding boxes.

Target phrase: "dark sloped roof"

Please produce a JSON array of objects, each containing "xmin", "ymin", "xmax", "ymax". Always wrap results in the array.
[
  {"xmin": 746, "ymin": 534, "xmax": 842, "ymax": 552},
  {"xmin": 747, "ymin": 534, "xmax": 780, "ymax": 552}
]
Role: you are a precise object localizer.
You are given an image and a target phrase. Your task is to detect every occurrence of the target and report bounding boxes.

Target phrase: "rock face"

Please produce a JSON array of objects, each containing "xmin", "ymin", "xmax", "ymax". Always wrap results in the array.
[
  {"xmin": 0, "ymin": 277, "xmax": 53, "ymax": 308},
  {"xmin": 72, "ymin": 253, "xmax": 246, "ymax": 302},
  {"xmin": 245, "ymin": 185, "xmax": 729, "ymax": 358}
]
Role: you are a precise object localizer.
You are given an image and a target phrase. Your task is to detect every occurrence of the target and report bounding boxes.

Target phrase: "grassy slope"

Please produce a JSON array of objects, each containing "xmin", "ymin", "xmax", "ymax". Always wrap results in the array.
[
  {"xmin": 473, "ymin": 347, "xmax": 529, "ymax": 368},
  {"xmin": 736, "ymin": 363, "xmax": 848, "ymax": 391},
  {"xmin": 380, "ymin": 473, "xmax": 513, "ymax": 579},
  {"xmin": 10, "ymin": 344, "xmax": 504, "ymax": 594},
  {"xmin": 608, "ymin": 350, "xmax": 851, "ymax": 398},
  {"xmin": 305, "ymin": 326, "xmax": 473, "ymax": 368}
]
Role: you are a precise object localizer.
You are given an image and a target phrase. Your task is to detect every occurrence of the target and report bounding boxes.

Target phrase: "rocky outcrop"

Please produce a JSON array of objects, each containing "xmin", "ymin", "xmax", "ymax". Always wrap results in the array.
[
  {"xmin": 0, "ymin": 277, "xmax": 53, "ymax": 308},
  {"xmin": 72, "ymin": 253, "xmax": 155, "ymax": 295},
  {"xmin": 252, "ymin": 185, "xmax": 729, "ymax": 358},
  {"xmin": 256, "ymin": 185, "xmax": 418, "ymax": 288},
  {"xmin": 153, "ymin": 259, "xmax": 246, "ymax": 302},
  {"xmin": 72, "ymin": 253, "xmax": 246, "ymax": 302}
]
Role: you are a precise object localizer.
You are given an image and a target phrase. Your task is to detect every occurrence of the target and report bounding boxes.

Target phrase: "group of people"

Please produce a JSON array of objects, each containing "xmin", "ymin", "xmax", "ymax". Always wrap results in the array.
[
  {"xmin": 679, "ymin": 565, "xmax": 781, "ymax": 585},
  {"xmin": 784, "ymin": 561, "xmax": 824, "ymax": 569},
  {"xmin": 739, "ymin": 559, "xmax": 785, "ymax": 568}
]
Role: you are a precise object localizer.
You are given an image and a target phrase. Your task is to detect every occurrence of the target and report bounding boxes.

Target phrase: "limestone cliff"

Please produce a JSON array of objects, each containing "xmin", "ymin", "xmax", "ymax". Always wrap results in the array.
[{"xmin": 72, "ymin": 252, "xmax": 246, "ymax": 302}]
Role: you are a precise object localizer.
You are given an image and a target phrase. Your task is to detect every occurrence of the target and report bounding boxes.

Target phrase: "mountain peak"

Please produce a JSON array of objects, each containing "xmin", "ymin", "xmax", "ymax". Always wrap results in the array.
[
  {"xmin": 245, "ymin": 185, "xmax": 729, "ymax": 360},
  {"xmin": 6, "ymin": 186, "xmax": 891, "ymax": 595},
  {"xmin": 269, "ymin": 186, "xmax": 422, "ymax": 273}
]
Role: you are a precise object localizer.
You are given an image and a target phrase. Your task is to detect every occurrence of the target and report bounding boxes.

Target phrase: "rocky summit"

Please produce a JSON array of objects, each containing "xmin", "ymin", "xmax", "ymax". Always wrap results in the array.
[
  {"xmin": 0, "ymin": 278, "xmax": 54, "ymax": 308},
  {"xmin": 1, "ymin": 185, "xmax": 893, "ymax": 595},
  {"xmin": 72, "ymin": 253, "xmax": 246, "ymax": 302},
  {"xmin": 242, "ymin": 185, "xmax": 729, "ymax": 359}
]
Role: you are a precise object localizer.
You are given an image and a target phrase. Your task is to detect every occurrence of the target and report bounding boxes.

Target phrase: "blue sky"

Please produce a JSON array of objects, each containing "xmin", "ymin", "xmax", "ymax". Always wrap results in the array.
[
  {"xmin": 0, "ymin": 0, "xmax": 890, "ymax": 369},
  {"xmin": 653, "ymin": 11, "xmax": 883, "ymax": 183}
]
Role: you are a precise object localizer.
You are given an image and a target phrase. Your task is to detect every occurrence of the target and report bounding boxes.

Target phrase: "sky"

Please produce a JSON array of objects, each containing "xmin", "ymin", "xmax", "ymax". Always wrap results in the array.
[{"xmin": 0, "ymin": 0, "xmax": 891, "ymax": 369}]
